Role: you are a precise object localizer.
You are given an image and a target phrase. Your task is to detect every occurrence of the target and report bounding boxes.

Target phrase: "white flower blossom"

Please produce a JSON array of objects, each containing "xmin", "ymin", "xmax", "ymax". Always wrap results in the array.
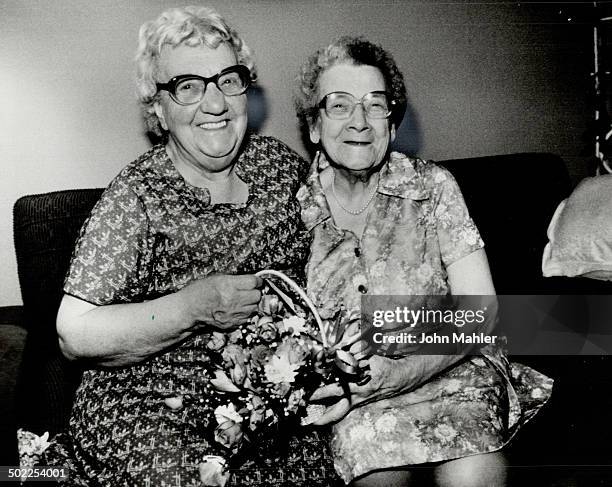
[
  {"xmin": 199, "ymin": 455, "xmax": 230, "ymax": 486},
  {"xmin": 18, "ymin": 429, "xmax": 51, "ymax": 458},
  {"xmin": 282, "ymin": 315, "xmax": 308, "ymax": 336},
  {"xmin": 264, "ymin": 354, "xmax": 300, "ymax": 384},
  {"xmin": 214, "ymin": 404, "xmax": 243, "ymax": 425}
]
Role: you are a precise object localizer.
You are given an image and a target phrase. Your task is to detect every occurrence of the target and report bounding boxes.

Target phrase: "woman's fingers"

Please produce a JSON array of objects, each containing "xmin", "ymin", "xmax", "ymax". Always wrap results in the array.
[
  {"xmin": 355, "ymin": 374, "xmax": 372, "ymax": 387},
  {"xmin": 309, "ymin": 383, "xmax": 344, "ymax": 401},
  {"xmin": 239, "ymin": 289, "xmax": 262, "ymax": 305},
  {"xmin": 312, "ymin": 398, "xmax": 350, "ymax": 425},
  {"xmin": 358, "ymin": 359, "xmax": 370, "ymax": 369},
  {"xmin": 234, "ymin": 274, "xmax": 263, "ymax": 290},
  {"xmin": 349, "ymin": 340, "xmax": 370, "ymax": 361},
  {"xmin": 186, "ymin": 274, "xmax": 264, "ymax": 329}
]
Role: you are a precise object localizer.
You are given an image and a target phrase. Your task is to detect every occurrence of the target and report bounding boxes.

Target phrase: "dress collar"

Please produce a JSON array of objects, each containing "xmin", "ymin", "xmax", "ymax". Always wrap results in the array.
[
  {"xmin": 158, "ymin": 134, "xmax": 256, "ymax": 209},
  {"xmin": 298, "ymin": 151, "xmax": 430, "ymax": 231}
]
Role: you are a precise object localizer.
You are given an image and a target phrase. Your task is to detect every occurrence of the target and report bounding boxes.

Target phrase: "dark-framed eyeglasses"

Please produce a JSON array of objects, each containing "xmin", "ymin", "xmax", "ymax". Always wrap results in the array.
[
  {"xmin": 156, "ymin": 65, "xmax": 252, "ymax": 105},
  {"xmin": 318, "ymin": 91, "xmax": 395, "ymax": 120}
]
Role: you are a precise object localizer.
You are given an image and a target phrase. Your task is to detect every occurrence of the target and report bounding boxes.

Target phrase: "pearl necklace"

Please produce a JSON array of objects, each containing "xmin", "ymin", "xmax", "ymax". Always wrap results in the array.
[{"xmin": 331, "ymin": 170, "xmax": 379, "ymax": 216}]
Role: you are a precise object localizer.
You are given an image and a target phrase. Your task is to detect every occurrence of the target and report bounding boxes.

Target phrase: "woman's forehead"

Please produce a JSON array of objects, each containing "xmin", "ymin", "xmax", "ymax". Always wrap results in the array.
[
  {"xmin": 318, "ymin": 63, "xmax": 386, "ymax": 98},
  {"xmin": 157, "ymin": 42, "xmax": 237, "ymax": 80}
]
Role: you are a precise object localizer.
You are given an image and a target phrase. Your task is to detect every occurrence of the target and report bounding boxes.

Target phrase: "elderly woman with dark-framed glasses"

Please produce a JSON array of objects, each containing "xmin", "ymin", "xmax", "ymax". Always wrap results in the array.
[
  {"xmin": 155, "ymin": 64, "xmax": 252, "ymax": 105},
  {"xmin": 296, "ymin": 36, "xmax": 553, "ymax": 487},
  {"xmin": 46, "ymin": 6, "xmax": 342, "ymax": 486}
]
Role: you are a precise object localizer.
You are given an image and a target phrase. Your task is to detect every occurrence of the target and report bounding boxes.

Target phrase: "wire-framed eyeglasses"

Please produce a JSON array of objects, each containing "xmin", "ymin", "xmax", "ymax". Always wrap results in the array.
[
  {"xmin": 318, "ymin": 91, "xmax": 394, "ymax": 120},
  {"xmin": 156, "ymin": 65, "xmax": 252, "ymax": 105}
]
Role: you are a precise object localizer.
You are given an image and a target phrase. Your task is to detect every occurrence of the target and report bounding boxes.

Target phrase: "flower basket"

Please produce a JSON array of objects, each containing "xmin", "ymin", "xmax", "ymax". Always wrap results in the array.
[{"xmin": 194, "ymin": 269, "xmax": 365, "ymax": 486}]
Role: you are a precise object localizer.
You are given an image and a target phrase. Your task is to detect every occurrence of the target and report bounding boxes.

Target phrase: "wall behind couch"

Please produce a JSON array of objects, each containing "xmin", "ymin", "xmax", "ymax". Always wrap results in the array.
[{"xmin": 1, "ymin": 0, "xmax": 594, "ymax": 306}]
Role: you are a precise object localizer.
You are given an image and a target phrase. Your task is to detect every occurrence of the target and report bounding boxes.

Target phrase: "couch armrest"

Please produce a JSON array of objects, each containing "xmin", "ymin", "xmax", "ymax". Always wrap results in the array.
[{"xmin": 13, "ymin": 189, "xmax": 103, "ymax": 438}]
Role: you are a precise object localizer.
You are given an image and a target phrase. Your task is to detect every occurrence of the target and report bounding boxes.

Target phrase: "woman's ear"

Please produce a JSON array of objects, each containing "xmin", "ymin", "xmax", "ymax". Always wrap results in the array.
[
  {"xmin": 154, "ymin": 101, "xmax": 168, "ymax": 131},
  {"xmin": 309, "ymin": 118, "xmax": 321, "ymax": 144}
]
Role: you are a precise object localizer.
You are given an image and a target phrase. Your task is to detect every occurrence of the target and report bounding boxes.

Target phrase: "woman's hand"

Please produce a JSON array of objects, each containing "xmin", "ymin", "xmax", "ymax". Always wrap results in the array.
[
  {"xmin": 309, "ymin": 355, "xmax": 412, "ymax": 425},
  {"xmin": 180, "ymin": 274, "xmax": 263, "ymax": 331},
  {"xmin": 307, "ymin": 250, "xmax": 498, "ymax": 425}
]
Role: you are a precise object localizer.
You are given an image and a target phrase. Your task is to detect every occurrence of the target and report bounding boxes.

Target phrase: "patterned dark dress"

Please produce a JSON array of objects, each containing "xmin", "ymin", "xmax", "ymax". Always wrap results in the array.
[{"xmin": 46, "ymin": 134, "xmax": 342, "ymax": 486}]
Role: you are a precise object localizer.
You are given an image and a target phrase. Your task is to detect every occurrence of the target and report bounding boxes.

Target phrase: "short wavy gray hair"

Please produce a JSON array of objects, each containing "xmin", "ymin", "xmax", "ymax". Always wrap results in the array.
[
  {"xmin": 295, "ymin": 36, "xmax": 407, "ymax": 133},
  {"xmin": 136, "ymin": 6, "xmax": 256, "ymax": 136}
]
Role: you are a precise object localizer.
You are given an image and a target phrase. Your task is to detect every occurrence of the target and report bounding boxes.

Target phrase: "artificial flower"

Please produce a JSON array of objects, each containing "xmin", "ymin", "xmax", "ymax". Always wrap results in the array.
[
  {"xmin": 258, "ymin": 293, "xmax": 282, "ymax": 315},
  {"xmin": 198, "ymin": 455, "xmax": 230, "ymax": 487},
  {"xmin": 257, "ymin": 318, "xmax": 279, "ymax": 343},
  {"xmin": 214, "ymin": 404, "xmax": 243, "ymax": 425},
  {"xmin": 222, "ymin": 344, "xmax": 248, "ymax": 368},
  {"xmin": 286, "ymin": 389, "xmax": 306, "ymax": 414},
  {"xmin": 276, "ymin": 337, "xmax": 310, "ymax": 364},
  {"xmin": 17, "ymin": 429, "xmax": 51, "ymax": 458},
  {"xmin": 264, "ymin": 354, "xmax": 300, "ymax": 384},
  {"xmin": 206, "ymin": 331, "xmax": 227, "ymax": 351},
  {"xmin": 214, "ymin": 420, "xmax": 244, "ymax": 450},
  {"xmin": 271, "ymin": 381, "xmax": 292, "ymax": 397},
  {"xmin": 227, "ymin": 329, "xmax": 243, "ymax": 344},
  {"xmin": 164, "ymin": 395, "xmax": 183, "ymax": 410},
  {"xmin": 230, "ymin": 362, "xmax": 248, "ymax": 386},
  {"xmin": 250, "ymin": 344, "xmax": 273, "ymax": 368},
  {"xmin": 248, "ymin": 395, "xmax": 266, "ymax": 431},
  {"xmin": 282, "ymin": 315, "xmax": 308, "ymax": 336},
  {"xmin": 210, "ymin": 370, "xmax": 241, "ymax": 393}
]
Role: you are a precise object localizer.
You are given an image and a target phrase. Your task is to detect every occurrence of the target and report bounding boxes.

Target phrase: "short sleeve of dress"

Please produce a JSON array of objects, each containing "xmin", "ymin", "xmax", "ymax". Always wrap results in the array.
[
  {"xmin": 432, "ymin": 166, "xmax": 484, "ymax": 266},
  {"xmin": 64, "ymin": 177, "xmax": 151, "ymax": 306}
]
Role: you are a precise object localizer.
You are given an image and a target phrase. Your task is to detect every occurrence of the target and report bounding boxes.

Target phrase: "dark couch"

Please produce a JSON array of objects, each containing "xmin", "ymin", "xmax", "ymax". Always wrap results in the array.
[{"xmin": 5, "ymin": 152, "xmax": 612, "ymax": 482}]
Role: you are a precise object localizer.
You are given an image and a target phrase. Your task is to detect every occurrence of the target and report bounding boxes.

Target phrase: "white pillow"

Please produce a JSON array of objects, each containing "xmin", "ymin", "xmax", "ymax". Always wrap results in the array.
[{"xmin": 542, "ymin": 174, "xmax": 612, "ymax": 280}]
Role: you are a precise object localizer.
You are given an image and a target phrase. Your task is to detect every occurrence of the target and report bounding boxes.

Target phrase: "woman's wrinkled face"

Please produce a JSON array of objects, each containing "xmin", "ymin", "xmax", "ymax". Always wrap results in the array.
[
  {"xmin": 154, "ymin": 43, "xmax": 248, "ymax": 175},
  {"xmin": 310, "ymin": 63, "xmax": 395, "ymax": 173}
]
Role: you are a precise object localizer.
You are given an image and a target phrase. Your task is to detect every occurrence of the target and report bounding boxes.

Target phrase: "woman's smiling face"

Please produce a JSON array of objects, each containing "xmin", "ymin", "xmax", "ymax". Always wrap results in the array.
[
  {"xmin": 310, "ymin": 63, "xmax": 395, "ymax": 173},
  {"xmin": 154, "ymin": 42, "xmax": 248, "ymax": 175}
]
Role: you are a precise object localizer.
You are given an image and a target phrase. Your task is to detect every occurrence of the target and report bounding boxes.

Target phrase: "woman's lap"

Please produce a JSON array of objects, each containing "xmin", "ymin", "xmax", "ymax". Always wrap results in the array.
[
  {"xmin": 331, "ymin": 357, "xmax": 513, "ymax": 483},
  {"xmin": 49, "ymin": 380, "xmax": 342, "ymax": 486},
  {"xmin": 47, "ymin": 350, "xmax": 548, "ymax": 486}
]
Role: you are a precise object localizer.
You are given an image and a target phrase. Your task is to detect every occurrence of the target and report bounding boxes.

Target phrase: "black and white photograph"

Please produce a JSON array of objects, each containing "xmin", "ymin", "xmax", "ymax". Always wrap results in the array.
[{"xmin": 1, "ymin": 1, "xmax": 612, "ymax": 485}]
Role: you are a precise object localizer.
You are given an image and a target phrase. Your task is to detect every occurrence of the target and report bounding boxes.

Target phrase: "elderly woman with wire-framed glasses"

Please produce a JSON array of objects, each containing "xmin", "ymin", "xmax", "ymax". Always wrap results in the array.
[
  {"xmin": 49, "ymin": 6, "xmax": 336, "ymax": 486},
  {"xmin": 296, "ymin": 36, "xmax": 552, "ymax": 486}
]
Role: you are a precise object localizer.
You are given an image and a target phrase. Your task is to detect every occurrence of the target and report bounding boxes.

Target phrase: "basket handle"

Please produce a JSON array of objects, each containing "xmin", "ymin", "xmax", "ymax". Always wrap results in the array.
[{"xmin": 255, "ymin": 269, "xmax": 328, "ymax": 348}]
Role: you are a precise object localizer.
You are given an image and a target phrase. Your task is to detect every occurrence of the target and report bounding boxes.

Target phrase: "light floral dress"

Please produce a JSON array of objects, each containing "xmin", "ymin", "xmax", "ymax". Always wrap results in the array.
[{"xmin": 297, "ymin": 151, "xmax": 553, "ymax": 483}]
